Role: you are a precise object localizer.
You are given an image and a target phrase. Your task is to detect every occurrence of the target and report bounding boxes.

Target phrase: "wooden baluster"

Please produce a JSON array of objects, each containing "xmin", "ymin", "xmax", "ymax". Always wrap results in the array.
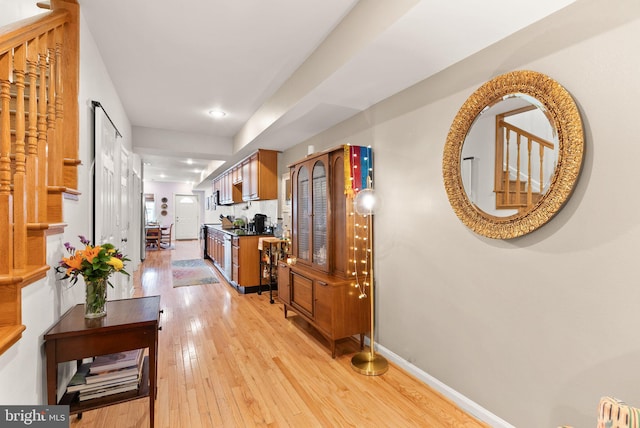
[
  {"xmin": 539, "ymin": 144, "xmax": 545, "ymax": 195},
  {"xmin": 46, "ymin": 30, "xmax": 57, "ymax": 187},
  {"xmin": 494, "ymin": 118, "xmax": 504, "ymax": 199},
  {"xmin": 13, "ymin": 44, "xmax": 27, "ymax": 270},
  {"xmin": 527, "ymin": 138, "xmax": 533, "ymax": 206},
  {"xmin": 0, "ymin": 52, "xmax": 14, "ymax": 274},
  {"xmin": 36, "ymin": 33, "xmax": 48, "ymax": 223},
  {"xmin": 26, "ymin": 38, "xmax": 39, "ymax": 223},
  {"xmin": 515, "ymin": 133, "xmax": 521, "ymax": 206},
  {"xmin": 504, "ymin": 129, "xmax": 510, "ymax": 206},
  {"xmin": 54, "ymin": 27, "xmax": 64, "ymax": 187}
]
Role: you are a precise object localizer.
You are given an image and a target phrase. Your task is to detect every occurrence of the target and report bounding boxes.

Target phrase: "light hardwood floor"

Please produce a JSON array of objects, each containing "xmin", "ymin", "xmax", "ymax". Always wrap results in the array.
[{"xmin": 69, "ymin": 240, "xmax": 488, "ymax": 428}]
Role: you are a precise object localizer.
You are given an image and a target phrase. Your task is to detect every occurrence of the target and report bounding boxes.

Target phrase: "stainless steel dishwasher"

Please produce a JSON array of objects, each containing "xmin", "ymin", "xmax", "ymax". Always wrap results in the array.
[{"xmin": 223, "ymin": 234, "xmax": 232, "ymax": 279}]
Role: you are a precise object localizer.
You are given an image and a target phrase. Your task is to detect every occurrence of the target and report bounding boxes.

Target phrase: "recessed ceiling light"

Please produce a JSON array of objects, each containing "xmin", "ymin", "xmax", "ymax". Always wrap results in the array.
[{"xmin": 208, "ymin": 109, "xmax": 226, "ymax": 118}]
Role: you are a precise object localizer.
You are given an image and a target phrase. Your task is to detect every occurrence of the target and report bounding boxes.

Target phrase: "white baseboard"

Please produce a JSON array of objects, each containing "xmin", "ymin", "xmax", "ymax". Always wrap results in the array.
[{"xmin": 374, "ymin": 343, "xmax": 515, "ymax": 428}]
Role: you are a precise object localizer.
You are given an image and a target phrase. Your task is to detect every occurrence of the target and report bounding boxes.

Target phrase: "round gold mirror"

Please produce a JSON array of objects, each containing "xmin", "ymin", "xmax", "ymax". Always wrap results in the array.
[{"xmin": 443, "ymin": 70, "xmax": 584, "ymax": 239}]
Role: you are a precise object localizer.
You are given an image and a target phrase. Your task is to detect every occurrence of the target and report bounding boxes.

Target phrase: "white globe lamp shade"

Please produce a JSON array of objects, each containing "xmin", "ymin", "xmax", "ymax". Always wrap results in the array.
[{"xmin": 354, "ymin": 188, "xmax": 377, "ymax": 215}]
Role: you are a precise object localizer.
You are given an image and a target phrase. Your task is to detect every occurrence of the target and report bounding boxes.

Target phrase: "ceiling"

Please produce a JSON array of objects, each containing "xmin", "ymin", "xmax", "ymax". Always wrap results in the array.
[{"xmin": 78, "ymin": 0, "xmax": 576, "ymax": 188}]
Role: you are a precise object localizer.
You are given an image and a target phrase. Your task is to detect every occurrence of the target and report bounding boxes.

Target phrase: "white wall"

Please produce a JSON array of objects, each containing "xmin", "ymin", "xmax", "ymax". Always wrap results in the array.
[
  {"xmin": 281, "ymin": 0, "xmax": 640, "ymax": 426},
  {"xmin": 143, "ymin": 181, "xmax": 197, "ymax": 227},
  {"xmin": 0, "ymin": 0, "xmax": 40, "ymax": 26},
  {"xmin": 0, "ymin": 5, "xmax": 133, "ymax": 404}
]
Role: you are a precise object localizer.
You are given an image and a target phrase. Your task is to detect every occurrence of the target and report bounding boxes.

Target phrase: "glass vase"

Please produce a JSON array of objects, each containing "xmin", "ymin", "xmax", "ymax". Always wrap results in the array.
[{"xmin": 85, "ymin": 277, "xmax": 108, "ymax": 318}]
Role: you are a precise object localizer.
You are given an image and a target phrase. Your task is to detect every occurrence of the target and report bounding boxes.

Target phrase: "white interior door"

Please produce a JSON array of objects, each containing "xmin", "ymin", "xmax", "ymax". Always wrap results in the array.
[
  {"xmin": 94, "ymin": 107, "xmax": 117, "ymax": 247},
  {"xmin": 174, "ymin": 194, "xmax": 199, "ymax": 240},
  {"xmin": 118, "ymin": 146, "xmax": 131, "ymax": 295},
  {"xmin": 94, "ymin": 103, "xmax": 134, "ymax": 299}
]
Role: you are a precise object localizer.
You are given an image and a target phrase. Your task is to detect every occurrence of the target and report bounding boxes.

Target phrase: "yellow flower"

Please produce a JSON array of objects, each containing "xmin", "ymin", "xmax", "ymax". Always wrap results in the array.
[{"xmin": 106, "ymin": 257, "xmax": 124, "ymax": 271}]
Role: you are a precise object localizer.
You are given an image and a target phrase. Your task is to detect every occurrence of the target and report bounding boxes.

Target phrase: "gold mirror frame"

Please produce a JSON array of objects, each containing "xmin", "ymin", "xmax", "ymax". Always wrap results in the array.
[{"xmin": 443, "ymin": 70, "xmax": 584, "ymax": 239}]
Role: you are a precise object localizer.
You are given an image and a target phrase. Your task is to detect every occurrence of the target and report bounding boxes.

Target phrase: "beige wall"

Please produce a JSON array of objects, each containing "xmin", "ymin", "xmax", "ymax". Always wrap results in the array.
[{"xmin": 283, "ymin": 0, "xmax": 640, "ymax": 426}]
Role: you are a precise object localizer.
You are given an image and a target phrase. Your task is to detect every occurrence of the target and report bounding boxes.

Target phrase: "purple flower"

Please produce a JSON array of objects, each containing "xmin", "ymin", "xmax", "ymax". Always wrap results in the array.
[{"xmin": 78, "ymin": 235, "xmax": 91, "ymax": 245}]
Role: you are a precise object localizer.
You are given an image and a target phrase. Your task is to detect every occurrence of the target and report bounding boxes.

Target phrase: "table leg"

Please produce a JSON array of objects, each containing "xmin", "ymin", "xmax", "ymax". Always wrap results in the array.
[
  {"xmin": 149, "ymin": 330, "xmax": 158, "ymax": 428},
  {"xmin": 45, "ymin": 341, "xmax": 57, "ymax": 405}
]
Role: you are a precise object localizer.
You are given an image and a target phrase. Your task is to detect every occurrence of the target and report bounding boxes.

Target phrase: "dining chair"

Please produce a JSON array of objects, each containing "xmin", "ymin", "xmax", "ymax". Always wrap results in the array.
[{"xmin": 160, "ymin": 224, "xmax": 173, "ymax": 249}]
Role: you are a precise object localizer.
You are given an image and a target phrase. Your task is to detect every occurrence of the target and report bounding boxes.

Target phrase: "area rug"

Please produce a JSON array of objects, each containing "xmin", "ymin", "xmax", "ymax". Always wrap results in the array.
[{"xmin": 171, "ymin": 259, "xmax": 219, "ymax": 287}]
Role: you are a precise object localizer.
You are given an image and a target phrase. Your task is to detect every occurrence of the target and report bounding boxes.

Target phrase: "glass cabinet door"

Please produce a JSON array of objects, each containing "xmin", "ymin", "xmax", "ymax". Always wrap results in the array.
[
  {"xmin": 296, "ymin": 165, "xmax": 310, "ymax": 261},
  {"xmin": 311, "ymin": 161, "xmax": 327, "ymax": 267}
]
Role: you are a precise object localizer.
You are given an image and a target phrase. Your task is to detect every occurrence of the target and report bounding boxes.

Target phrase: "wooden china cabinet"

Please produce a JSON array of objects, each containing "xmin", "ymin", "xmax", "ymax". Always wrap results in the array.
[{"xmin": 278, "ymin": 146, "xmax": 370, "ymax": 358}]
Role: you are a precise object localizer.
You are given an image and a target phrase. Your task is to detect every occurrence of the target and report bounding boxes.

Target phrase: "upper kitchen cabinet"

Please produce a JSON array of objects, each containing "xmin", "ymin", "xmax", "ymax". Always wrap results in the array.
[
  {"xmin": 213, "ymin": 149, "xmax": 279, "ymax": 205},
  {"xmin": 215, "ymin": 171, "xmax": 241, "ymax": 205},
  {"xmin": 242, "ymin": 149, "xmax": 278, "ymax": 201}
]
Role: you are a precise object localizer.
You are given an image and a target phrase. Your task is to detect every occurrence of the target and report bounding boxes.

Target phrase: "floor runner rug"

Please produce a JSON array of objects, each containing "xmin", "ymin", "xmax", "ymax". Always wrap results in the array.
[{"xmin": 172, "ymin": 259, "xmax": 219, "ymax": 287}]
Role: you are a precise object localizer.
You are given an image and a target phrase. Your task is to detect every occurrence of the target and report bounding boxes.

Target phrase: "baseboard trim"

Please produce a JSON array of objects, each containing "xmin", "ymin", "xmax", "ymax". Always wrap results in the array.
[{"xmin": 375, "ymin": 343, "xmax": 515, "ymax": 428}]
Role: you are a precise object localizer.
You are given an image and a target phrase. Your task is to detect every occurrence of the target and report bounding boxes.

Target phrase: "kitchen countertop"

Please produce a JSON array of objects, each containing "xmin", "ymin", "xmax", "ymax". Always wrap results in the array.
[{"xmin": 203, "ymin": 223, "xmax": 274, "ymax": 237}]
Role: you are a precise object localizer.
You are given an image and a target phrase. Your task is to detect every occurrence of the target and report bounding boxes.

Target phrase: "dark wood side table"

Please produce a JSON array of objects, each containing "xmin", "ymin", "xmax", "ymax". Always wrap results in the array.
[{"xmin": 44, "ymin": 296, "xmax": 161, "ymax": 427}]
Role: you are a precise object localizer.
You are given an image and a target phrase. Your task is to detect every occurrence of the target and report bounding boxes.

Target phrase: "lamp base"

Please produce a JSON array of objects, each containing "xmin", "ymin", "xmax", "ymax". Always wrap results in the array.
[{"xmin": 351, "ymin": 351, "xmax": 389, "ymax": 376}]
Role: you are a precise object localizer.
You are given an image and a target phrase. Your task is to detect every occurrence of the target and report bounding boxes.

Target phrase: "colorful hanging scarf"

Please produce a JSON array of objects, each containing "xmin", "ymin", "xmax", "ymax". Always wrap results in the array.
[{"xmin": 344, "ymin": 145, "xmax": 373, "ymax": 196}]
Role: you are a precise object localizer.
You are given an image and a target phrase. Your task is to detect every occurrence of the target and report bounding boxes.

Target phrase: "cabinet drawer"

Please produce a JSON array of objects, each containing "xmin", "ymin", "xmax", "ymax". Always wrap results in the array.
[
  {"xmin": 291, "ymin": 272, "xmax": 313, "ymax": 319},
  {"xmin": 232, "ymin": 245, "xmax": 239, "ymax": 261}
]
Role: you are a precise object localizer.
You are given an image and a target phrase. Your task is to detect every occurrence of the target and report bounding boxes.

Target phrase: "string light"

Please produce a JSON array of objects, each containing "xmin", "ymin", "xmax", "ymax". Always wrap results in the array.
[
  {"xmin": 349, "ymin": 145, "xmax": 374, "ymax": 301},
  {"xmin": 352, "ymin": 202, "xmax": 372, "ymax": 299}
]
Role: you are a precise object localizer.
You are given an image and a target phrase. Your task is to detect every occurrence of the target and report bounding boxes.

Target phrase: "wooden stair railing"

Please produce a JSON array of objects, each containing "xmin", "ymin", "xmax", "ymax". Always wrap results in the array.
[
  {"xmin": 494, "ymin": 108, "xmax": 554, "ymax": 212},
  {"xmin": 0, "ymin": 0, "xmax": 79, "ymax": 355}
]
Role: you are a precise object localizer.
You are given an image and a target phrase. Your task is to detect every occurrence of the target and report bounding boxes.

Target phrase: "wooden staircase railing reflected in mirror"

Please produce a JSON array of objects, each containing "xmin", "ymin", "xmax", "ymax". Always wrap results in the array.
[
  {"xmin": 0, "ymin": 0, "xmax": 79, "ymax": 355},
  {"xmin": 494, "ymin": 106, "xmax": 555, "ymax": 213}
]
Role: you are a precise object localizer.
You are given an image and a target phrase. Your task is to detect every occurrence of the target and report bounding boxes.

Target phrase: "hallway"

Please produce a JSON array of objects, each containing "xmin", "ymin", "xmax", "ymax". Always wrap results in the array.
[{"xmin": 69, "ymin": 240, "xmax": 486, "ymax": 427}]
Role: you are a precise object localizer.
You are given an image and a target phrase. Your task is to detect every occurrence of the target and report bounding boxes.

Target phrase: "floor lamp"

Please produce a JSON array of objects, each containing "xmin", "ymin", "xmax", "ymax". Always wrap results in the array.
[{"xmin": 351, "ymin": 188, "xmax": 388, "ymax": 376}]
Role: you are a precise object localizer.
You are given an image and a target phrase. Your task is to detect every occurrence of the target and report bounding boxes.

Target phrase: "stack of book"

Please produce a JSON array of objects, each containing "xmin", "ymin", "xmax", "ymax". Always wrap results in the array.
[{"xmin": 67, "ymin": 348, "xmax": 144, "ymax": 401}]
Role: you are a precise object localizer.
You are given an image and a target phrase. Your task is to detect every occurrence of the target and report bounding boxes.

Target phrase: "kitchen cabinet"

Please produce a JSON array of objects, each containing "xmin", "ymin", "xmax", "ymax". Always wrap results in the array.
[
  {"xmin": 280, "ymin": 145, "xmax": 370, "ymax": 357},
  {"xmin": 217, "ymin": 171, "xmax": 241, "ymax": 205},
  {"xmin": 213, "ymin": 149, "xmax": 278, "ymax": 205},
  {"xmin": 241, "ymin": 149, "xmax": 278, "ymax": 201},
  {"xmin": 231, "ymin": 164, "xmax": 242, "ymax": 184},
  {"xmin": 241, "ymin": 158, "xmax": 251, "ymax": 200},
  {"xmin": 231, "ymin": 235, "xmax": 260, "ymax": 290},
  {"xmin": 205, "ymin": 225, "xmax": 276, "ymax": 294},
  {"xmin": 206, "ymin": 227, "xmax": 226, "ymax": 272}
]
